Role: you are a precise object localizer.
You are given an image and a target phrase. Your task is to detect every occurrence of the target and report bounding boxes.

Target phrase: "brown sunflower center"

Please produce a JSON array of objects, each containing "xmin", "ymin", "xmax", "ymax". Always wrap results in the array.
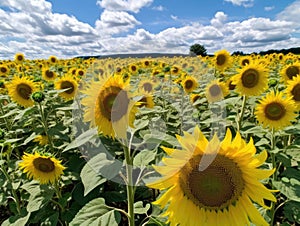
[
  {"xmin": 0, "ymin": 67, "xmax": 7, "ymax": 73},
  {"xmin": 180, "ymin": 154, "xmax": 244, "ymax": 210},
  {"xmin": 33, "ymin": 157, "xmax": 55, "ymax": 173},
  {"xmin": 228, "ymin": 81, "xmax": 236, "ymax": 90},
  {"xmin": 17, "ymin": 83, "xmax": 32, "ymax": 100},
  {"xmin": 291, "ymin": 84, "xmax": 300, "ymax": 101},
  {"xmin": 17, "ymin": 55, "xmax": 24, "ymax": 61},
  {"xmin": 241, "ymin": 59, "xmax": 250, "ymax": 66},
  {"xmin": 286, "ymin": 66, "xmax": 299, "ymax": 79},
  {"xmin": 143, "ymin": 82, "xmax": 153, "ymax": 92},
  {"xmin": 184, "ymin": 79, "xmax": 194, "ymax": 90},
  {"xmin": 78, "ymin": 70, "xmax": 84, "ymax": 76},
  {"xmin": 264, "ymin": 102, "xmax": 286, "ymax": 120},
  {"xmin": 61, "ymin": 81, "xmax": 74, "ymax": 94},
  {"xmin": 209, "ymin": 84, "xmax": 222, "ymax": 97},
  {"xmin": 100, "ymin": 87, "xmax": 130, "ymax": 122},
  {"xmin": 131, "ymin": 65, "xmax": 137, "ymax": 72},
  {"xmin": 241, "ymin": 69, "xmax": 259, "ymax": 88},
  {"xmin": 45, "ymin": 70, "xmax": 54, "ymax": 78},
  {"xmin": 50, "ymin": 57, "xmax": 56, "ymax": 63},
  {"xmin": 216, "ymin": 54, "xmax": 226, "ymax": 66}
]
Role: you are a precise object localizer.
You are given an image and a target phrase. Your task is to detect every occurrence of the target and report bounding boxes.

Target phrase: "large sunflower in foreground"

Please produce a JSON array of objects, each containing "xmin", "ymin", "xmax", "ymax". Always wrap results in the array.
[
  {"xmin": 147, "ymin": 126, "xmax": 276, "ymax": 226},
  {"xmin": 54, "ymin": 74, "xmax": 78, "ymax": 100},
  {"xmin": 231, "ymin": 62, "xmax": 268, "ymax": 97},
  {"xmin": 255, "ymin": 91, "xmax": 297, "ymax": 130},
  {"xmin": 7, "ymin": 76, "xmax": 38, "ymax": 107},
  {"xmin": 286, "ymin": 75, "xmax": 300, "ymax": 110},
  {"xmin": 81, "ymin": 74, "xmax": 137, "ymax": 139},
  {"xmin": 19, "ymin": 152, "xmax": 65, "ymax": 184}
]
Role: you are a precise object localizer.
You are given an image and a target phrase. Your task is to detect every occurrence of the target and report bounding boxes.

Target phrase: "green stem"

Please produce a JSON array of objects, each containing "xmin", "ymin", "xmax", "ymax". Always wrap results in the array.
[
  {"xmin": 237, "ymin": 95, "xmax": 247, "ymax": 131},
  {"xmin": 38, "ymin": 102, "xmax": 54, "ymax": 150},
  {"xmin": 0, "ymin": 167, "xmax": 21, "ymax": 215},
  {"xmin": 0, "ymin": 99, "xmax": 11, "ymax": 130},
  {"xmin": 123, "ymin": 145, "xmax": 135, "ymax": 226}
]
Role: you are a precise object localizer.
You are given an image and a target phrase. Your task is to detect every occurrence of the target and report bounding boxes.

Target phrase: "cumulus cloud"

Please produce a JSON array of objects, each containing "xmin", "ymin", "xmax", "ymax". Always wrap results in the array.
[
  {"xmin": 276, "ymin": 0, "xmax": 300, "ymax": 27},
  {"xmin": 96, "ymin": 0, "xmax": 153, "ymax": 13},
  {"xmin": 152, "ymin": 5, "xmax": 165, "ymax": 11},
  {"xmin": 210, "ymin": 11, "xmax": 227, "ymax": 27},
  {"xmin": 264, "ymin": 6, "xmax": 274, "ymax": 11},
  {"xmin": 224, "ymin": 0, "xmax": 254, "ymax": 7}
]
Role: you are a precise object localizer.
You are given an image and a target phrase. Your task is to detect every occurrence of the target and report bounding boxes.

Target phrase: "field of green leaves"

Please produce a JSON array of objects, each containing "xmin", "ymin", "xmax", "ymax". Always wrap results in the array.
[{"xmin": 0, "ymin": 51, "xmax": 299, "ymax": 225}]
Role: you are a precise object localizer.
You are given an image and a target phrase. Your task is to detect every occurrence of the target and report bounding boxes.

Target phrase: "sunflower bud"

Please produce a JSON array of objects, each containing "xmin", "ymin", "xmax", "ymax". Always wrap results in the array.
[{"xmin": 32, "ymin": 91, "xmax": 45, "ymax": 103}]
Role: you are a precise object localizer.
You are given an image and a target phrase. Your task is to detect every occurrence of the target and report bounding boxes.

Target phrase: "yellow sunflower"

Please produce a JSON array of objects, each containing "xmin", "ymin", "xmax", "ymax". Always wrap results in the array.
[
  {"xmin": 7, "ymin": 76, "xmax": 38, "ymax": 107},
  {"xmin": 138, "ymin": 79, "xmax": 157, "ymax": 93},
  {"xmin": 19, "ymin": 152, "xmax": 65, "ymax": 184},
  {"xmin": 33, "ymin": 135, "xmax": 49, "ymax": 145},
  {"xmin": 136, "ymin": 91, "xmax": 155, "ymax": 109},
  {"xmin": 48, "ymin": 55, "xmax": 58, "ymax": 64},
  {"xmin": 42, "ymin": 68, "xmax": 57, "ymax": 81},
  {"xmin": 81, "ymin": 75, "xmax": 138, "ymax": 139},
  {"xmin": 147, "ymin": 126, "xmax": 276, "ymax": 226},
  {"xmin": 181, "ymin": 75, "xmax": 198, "ymax": 93},
  {"xmin": 239, "ymin": 55, "xmax": 251, "ymax": 66},
  {"xmin": 0, "ymin": 64, "xmax": 9, "ymax": 77},
  {"xmin": 286, "ymin": 75, "xmax": 300, "ymax": 110},
  {"xmin": 255, "ymin": 91, "xmax": 297, "ymax": 130},
  {"xmin": 231, "ymin": 62, "xmax": 268, "ymax": 97},
  {"xmin": 205, "ymin": 79, "xmax": 229, "ymax": 103},
  {"xmin": 214, "ymin": 49, "xmax": 232, "ymax": 71},
  {"xmin": 14, "ymin": 53, "xmax": 25, "ymax": 63},
  {"xmin": 54, "ymin": 74, "xmax": 78, "ymax": 100},
  {"xmin": 280, "ymin": 63, "xmax": 300, "ymax": 84},
  {"xmin": 190, "ymin": 93, "xmax": 201, "ymax": 106}
]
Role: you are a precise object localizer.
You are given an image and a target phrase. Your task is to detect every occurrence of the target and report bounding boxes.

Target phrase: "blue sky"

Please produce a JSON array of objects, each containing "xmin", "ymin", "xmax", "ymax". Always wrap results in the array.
[{"xmin": 0, "ymin": 0, "xmax": 300, "ymax": 59}]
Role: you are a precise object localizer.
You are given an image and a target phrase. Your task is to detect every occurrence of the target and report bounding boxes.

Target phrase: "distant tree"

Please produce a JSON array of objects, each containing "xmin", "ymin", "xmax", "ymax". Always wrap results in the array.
[
  {"xmin": 189, "ymin": 44, "xmax": 207, "ymax": 56},
  {"xmin": 232, "ymin": 51, "xmax": 245, "ymax": 56}
]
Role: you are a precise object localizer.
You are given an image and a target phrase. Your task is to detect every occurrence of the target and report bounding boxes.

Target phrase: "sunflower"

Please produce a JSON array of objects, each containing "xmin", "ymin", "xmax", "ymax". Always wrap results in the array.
[
  {"xmin": 181, "ymin": 75, "xmax": 198, "ymax": 93},
  {"xmin": 136, "ymin": 91, "xmax": 155, "ymax": 109},
  {"xmin": 19, "ymin": 152, "xmax": 65, "ymax": 184},
  {"xmin": 286, "ymin": 75, "xmax": 300, "ymax": 110},
  {"xmin": 7, "ymin": 76, "xmax": 38, "ymax": 107},
  {"xmin": 0, "ymin": 64, "xmax": 9, "ymax": 77},
  {"xmin": 205, "ymin": 80, "xmax": 229, "ymax": 103},
  {"xmin": 255, "ymin": 91, "xmax": 297, "ymax": 130},
  {"xmin": 42, "ymin": 68, "xmax": 57, "ymax": 81},
  {"xmin": 214, "ymin": 49, "xmax": 232, "ymax": 71},
  {"xmin": 0, "ymin": 79, "xmax": 7, "ymax": 94},
  {"xmin": 128, "ymin": 63, "xmax": 139, "ymax": 74},
  {"xmin": 81, "ymin": 75, "xmax": 138, "ymax": 139},
  {"xmin": 147, "ymin": 126, "xmax": 276, "ymax": 226},
  {"xmin": 231, "ymin": 62, "xmax": 268, "ymax": 97},
  {"xmin": 280, "ymin": 63, "xmax": 300, "ymax": 84},
  {"xmin": 54, "ymin": 74, "xmax": 78, "ymax": 100},
  {"xmin": 34, "ymin": 135, "xmax": 49, "ymax": 145},
  {"xmin": 190, "ymin": 93, "xmax": 201, "ymax": 106},
  {"xmin": 239, "ymin": 55, "xmax": 251, "ymax": 66},
  {"xmin": 14, "ymin": 53, "xmax": 25, "ymax": 63},
  {"xmin": 139, "ymin": 79, "xmax": 157, "ymax": 93},
  {"xmin": 49, "ymin": 55, "xmax": 58, "ymax": 64}
]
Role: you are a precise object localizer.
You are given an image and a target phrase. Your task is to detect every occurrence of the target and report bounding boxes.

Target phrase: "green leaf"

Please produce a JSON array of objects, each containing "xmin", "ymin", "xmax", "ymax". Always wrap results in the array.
[
  {"xmin": 80, "ymin": 162, "xmax": 107, "ymax": 196},
  {"xmin": 273, "ymin": 180, "xmax": 300, "ymax": 202},
  {"xmin": 40, "ymin": 212, "xmax": 59, "ymax": 226},
  {"xmin": 69, "ymin": 198, "xmax": 121, "ymax": 226},
  {"xmin": 134, "ymin": 201, "xmax": 150, "ymax": 214},
  {"xmin": 1, "ymin": 211, "xmax": 30, "ymax": 226},
  {"xmin": 283, "ymin": 201, "xmax": 300, "ymax": 224},
  {"xmin": 63, "ymin": 127, "xmax": 98, "ymax": 152},
  {"xmin": 133, "ymin": 149, "xmax": 156, "ymax": 167}
]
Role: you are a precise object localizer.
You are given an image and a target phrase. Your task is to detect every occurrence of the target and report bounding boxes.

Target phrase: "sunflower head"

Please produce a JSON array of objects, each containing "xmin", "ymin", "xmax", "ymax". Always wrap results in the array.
[
  {"xmin": 214, "ymin": 49, "xmax": 232, "ymax": 71},
  {"xmin": 147, "ymin": 126, "xmax": 276, "ymax": 226},
  {"xmin": 232, "ymin": 62, "xmax": 268, "ymax": 97},
  {"xmin": 7, "ymin": 76, "xmax": 38, "ymax": 107},
  {"xmin": 181, "ymin": 75, "xmax": 198, "ymax": 93},
  {"xmin": 280, "ymin": 63, "xmax": 300, "ymax": 84},
  {"xmin": 205, "ymin": 80, "xmax": 229, "ymax": 103},
  {"xmin": 54, "ymin": 74, "xmax": 78, "ymax": 100},
  {"xmin": 49, "ymin": 55, "xmax": 58, "ymax": 64},
  {"xmin": 255, "ymin": 91, "xmax": 297, "ymax": 130},
  {"xmin": 19, "ymin": 152, "xmax": 65, "ymax": 184},
  {"xmin": 286, "ymin": 75, "xmax": 300, "ymax": 111},
  {"xmin": 42, "ymin": 68, "xmax": 57, "ymax": 81},
  {"xmin": 0, "ymin": 65, "xmax": 9, "ymax": 77},
  {"xmin": 14, "ymin": 53, "xmax": 25, "ymax": 63}
]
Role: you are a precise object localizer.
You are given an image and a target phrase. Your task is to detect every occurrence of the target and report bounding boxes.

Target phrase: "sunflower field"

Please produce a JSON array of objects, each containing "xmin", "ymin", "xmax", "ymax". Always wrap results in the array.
[{"xmin": 0, "ymin": 51, "xmax": 300, "ymax": 226}]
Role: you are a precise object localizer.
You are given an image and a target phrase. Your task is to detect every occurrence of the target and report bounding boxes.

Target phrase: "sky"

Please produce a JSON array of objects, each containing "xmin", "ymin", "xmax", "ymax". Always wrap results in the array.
[{"xmin": 0, "ymin": 0, "xmax": 300, "ymax": 59}]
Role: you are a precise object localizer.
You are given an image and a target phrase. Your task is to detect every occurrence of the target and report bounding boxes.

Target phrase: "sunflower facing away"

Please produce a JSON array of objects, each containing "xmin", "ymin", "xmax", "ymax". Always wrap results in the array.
[
  {"xmin": 81, "ymin": 74, "xmax": 138, "ymax": 139},
  {"xmin": 54, "ymin": 74, "xmax": 78, "ymax": 100},
  {"xmin": 19, "ymin": 152, "xmax": 65, "ymax": 184},
  {"xmin": 255, "ymin": 91, "xmax": 297, "ymax": 130},
  {"xmin": 286, "ymin": 75, "xmax": 300, "ymax": 110},
  {"xmin": 7, "ymin": 76, "xmax": 38, "ymax": 107},
  {"xmin": 231, "ymin": 62, "xmax": 268, "ymax": 97},
  {"xmin": 147, "ymin": 126, "xmax": 276, "ymax": 226}
]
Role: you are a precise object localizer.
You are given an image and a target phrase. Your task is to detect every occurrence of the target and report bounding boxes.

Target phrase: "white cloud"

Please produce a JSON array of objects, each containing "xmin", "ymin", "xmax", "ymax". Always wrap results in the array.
[
  {"xmin": 210, "ymin": 11, "xmax": 227, "ymax": 27},
  {"xmin": 224, "ymin": 0, "xmax": 254, "ymax": 7},
  {"xmin": 96, "ymin": 0, "xmax": 153, "ymax": 13},
  {"xmin": 152, "ymin": 5, "xmax": 165, "ymax": 11},
  {"xmin": 170, "ymin": 15, "xmax": 178, "ymax": 20},
  {"xmin": 264, "ymin": 6, "xmax": 274, "ymax": 11},
  {"xmin": 276, "ymin": 0, "xmax": 300, "ymax": 27}
]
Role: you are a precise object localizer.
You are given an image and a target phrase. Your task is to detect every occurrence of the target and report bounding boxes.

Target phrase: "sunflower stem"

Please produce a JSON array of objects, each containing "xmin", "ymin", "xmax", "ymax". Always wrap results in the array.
[
  {"xmin": 123, "ymin": 143, "xmax": 135, "ymax": 226},
  {"xmin": 237, "ymin": 95, "xmax": 247, "ymax": 131},
  {"xmin": 0, "ymin": 166, "xmax": 22, "ymax": 215},
  {"xmin": 0, "ymin": 99, "xmax": 11, "ymax": 130},
  {"xmin": 37, "ymin": 102, "xmax": 54, "ymax": 151}
]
